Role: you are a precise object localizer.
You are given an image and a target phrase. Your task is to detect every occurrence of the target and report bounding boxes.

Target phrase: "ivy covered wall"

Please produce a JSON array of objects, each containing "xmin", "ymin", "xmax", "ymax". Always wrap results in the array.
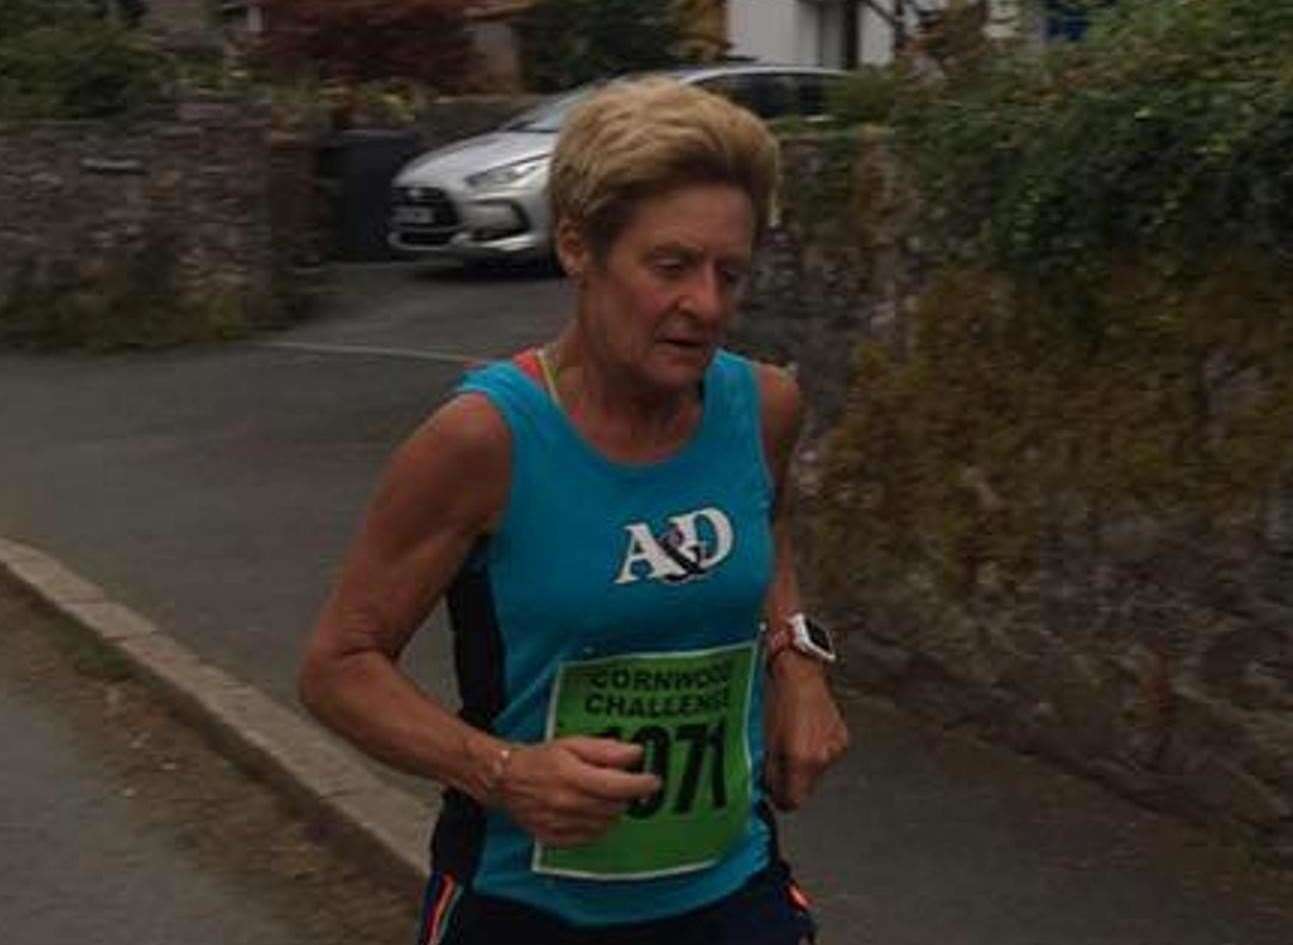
[{"xmin": 735, "ymin": 0, "xmax": 1293, "ymax": 864}]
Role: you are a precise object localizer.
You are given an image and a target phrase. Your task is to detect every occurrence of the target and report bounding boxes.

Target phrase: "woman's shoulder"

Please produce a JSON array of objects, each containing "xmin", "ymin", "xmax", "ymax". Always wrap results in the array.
[
  {"xmin": 717, "ymin": 354, "xmax": 803, "ymax": 470},
  {"xmin": 400, "ymin": 391, "xmax": 512, "ymax": 493},
  {"xmin": 713, "ymin": 351, "xmax": 803, "ymax": 430},
  {"xmin": 358, "ymin": 390, "xmax": 512, "ymax": 551},
  {"xmin": 456, "ymin": 351, "xmax": 551, "ymax": 417},
  {"xmin": 457, "ymin": 355, "xmax": 527, "ymax": 393}
]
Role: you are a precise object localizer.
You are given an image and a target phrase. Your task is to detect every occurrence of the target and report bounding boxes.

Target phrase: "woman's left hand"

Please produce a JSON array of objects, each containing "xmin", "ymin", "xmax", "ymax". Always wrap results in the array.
[{"xmin": 763, "ymin": 655, "xmax": 850, "ymax": 811}]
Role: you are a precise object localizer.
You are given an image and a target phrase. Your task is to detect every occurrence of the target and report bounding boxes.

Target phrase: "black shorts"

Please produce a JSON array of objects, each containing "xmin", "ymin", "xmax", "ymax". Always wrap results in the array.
[{"xmin": 417, "ymin": 860, "xmax": 818, "ymax": 945}]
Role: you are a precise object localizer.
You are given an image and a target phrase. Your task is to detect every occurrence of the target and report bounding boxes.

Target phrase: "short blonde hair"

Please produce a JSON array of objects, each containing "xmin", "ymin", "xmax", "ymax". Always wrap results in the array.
[{"xmin": 550, "ymin": 77, "xmax": 780, "ymax": 256}]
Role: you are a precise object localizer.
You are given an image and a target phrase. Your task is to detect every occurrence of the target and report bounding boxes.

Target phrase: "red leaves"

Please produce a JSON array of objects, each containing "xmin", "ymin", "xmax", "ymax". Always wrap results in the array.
[{"xmin": 255, "ymin": 0, "xmax": 479, "ymax": 89}]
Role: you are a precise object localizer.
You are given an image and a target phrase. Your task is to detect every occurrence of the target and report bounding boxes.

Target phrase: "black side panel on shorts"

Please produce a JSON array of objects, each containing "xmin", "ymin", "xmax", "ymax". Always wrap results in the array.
[{"xmin": 432, "ymin": 539, "xmax": 507, "ymax": 884}]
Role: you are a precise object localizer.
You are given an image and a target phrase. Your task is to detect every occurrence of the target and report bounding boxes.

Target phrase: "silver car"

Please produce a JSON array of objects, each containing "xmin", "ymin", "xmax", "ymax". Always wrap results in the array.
[{"xmin": 388, "ymin": 65, "xmax": 847, "ymax": 264}]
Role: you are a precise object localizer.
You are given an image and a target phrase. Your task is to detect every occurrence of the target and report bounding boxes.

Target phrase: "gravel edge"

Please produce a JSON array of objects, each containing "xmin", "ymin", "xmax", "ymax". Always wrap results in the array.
[{"xmin": 0, "ymin": 535, "xmax": 433, "ymax": 896}]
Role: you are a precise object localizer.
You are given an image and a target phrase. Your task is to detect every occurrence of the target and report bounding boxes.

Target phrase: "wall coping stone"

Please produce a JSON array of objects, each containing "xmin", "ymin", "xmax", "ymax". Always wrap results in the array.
[{"xmin": 80, "ymin": 158, "xmax": 148, "ymax": 175}]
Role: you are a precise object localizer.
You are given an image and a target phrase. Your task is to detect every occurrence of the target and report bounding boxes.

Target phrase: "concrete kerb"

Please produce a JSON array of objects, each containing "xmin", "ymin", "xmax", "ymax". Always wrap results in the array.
[{"xmin": 0, "ymin": 537, "xmax": 433, "ymax": 898}]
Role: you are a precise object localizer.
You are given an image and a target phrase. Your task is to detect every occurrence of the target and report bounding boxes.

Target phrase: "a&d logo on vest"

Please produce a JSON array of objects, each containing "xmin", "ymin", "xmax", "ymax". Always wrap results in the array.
[{"xmin": 614, "ymin": 506, "xmax": 734, "ymax": 585}]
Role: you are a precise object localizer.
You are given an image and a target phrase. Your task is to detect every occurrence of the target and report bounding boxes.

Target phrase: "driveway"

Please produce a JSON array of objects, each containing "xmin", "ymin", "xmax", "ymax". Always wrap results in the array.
[{"xmin": 0, "ymin": 263, "xmax": 573, "ymax": 712}]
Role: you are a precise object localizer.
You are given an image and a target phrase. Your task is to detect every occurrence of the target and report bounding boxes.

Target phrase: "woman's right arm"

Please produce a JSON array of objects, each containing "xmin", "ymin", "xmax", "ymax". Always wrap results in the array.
[
  {"xmin": 298, "ymin": 392, "xmax": 514, "ymax": 800},
  {"xmin": 298, "ymin": 393, "xmax": 659, "ymax": 843}
]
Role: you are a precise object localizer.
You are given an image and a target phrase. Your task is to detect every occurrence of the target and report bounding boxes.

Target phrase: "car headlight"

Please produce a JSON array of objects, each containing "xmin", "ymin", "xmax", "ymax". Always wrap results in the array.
[{"xmin": 465, "ymin": 156, "xmax": 547, "ymax": 191}]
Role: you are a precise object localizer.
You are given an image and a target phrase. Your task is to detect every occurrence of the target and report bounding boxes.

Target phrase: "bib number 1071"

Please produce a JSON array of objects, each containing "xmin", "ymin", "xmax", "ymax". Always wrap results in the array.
[{"xmin": 597, "ymin": 717, "xmax": 728, "ymax": 820}]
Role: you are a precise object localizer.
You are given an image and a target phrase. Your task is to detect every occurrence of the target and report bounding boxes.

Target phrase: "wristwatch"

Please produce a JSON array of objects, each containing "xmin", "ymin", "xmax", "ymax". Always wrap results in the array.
[{"xmin": 764, "ymin": 613, "xmax": 837, "ymax": 667}]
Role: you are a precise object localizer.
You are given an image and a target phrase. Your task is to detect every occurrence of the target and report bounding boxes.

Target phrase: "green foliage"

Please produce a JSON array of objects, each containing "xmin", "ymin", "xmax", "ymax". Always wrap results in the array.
[
  {"xmin": 514, "ymin": 0, "xmax": 698, "ymax": 92},
  {"xmin": 812, "ymin": 0, "xmax": 1293, "ymax": 614},
  {"xmin": 825, "ymin": 66, "xmax": 904, "ymax": 127},
  {"xmin": 894, "ymin": 0, "xmax": 1293, "ymax": 289},
  {"xmin": 816, "ymin": 260, "xmax": 1293, "ymax": 610},
  {"xmin": 0, "ymin": 241, "xmax": 250, "ymax": 351},
  {"xmin": 0, "ymin": 3, "xmax": 172, "ymax": 120},
  {"xmin": 0, "ymin": 0, "xmax": 97, "ymax": 34},
  {"xmin": 263, "ymin": 77, "xmax": 428, "ymax": 133}
]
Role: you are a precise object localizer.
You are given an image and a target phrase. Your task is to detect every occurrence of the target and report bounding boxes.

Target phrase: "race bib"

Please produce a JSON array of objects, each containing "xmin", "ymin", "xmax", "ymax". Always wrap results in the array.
[{"xmin": 532, "ymin": 642, "xmax": 757, "ymax": 880}]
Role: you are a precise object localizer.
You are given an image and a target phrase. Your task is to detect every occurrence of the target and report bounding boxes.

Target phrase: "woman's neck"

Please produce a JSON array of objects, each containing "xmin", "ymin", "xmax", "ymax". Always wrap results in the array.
[{"xmin": 547, "ymin": 327, "xmax": 702, "ymax": 462}]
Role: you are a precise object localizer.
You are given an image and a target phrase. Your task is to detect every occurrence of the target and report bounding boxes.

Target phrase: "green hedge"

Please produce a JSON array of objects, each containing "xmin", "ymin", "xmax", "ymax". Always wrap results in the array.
[
  {"xmin": 0, "ymin": 2, "xmax": 172, "ymax": 121},
  {"xmin": 0, "ymin": 238, "xmax": 252, "ymax": 352},
  {"xmin": 814, "ymin": 0, "xmax": 1293, "ymax": 612},
  {"xmin": 514, "ymin": 0, "xmax": 698, "ymax": 92},
  {"xmin": 895, "ymin": 0, "xmax": 1292, "ymax": 289}
]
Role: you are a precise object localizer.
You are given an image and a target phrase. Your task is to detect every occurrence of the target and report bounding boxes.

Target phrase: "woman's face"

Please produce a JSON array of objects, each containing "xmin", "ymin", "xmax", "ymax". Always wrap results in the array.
[{"xmin": 563, "ymin": 183, "xmax": 756, "ymax": 396}]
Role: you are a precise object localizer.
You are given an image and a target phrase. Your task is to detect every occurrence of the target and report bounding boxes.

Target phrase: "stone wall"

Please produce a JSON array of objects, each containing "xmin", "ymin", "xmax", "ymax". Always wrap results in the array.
[
  {"xmin": 737, "ymin": 131, "xmax": 1293, "ymax": 866},
  {"xmin": 737, "ymin": 127, "xmax": 917, "ymax": 433},
  {"xmin": 0, "ymin": 92, "xmax": 539, "ymax": 342},
  {"xmin": 0, "ymin": 96, "xmax": 289, "ymax": 343}
]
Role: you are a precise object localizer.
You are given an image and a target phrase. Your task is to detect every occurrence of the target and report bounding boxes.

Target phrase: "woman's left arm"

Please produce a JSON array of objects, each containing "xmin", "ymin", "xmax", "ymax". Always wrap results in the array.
[{"xmin": 757, "ymin": 363, "xmax": 850, "ymax": 811}]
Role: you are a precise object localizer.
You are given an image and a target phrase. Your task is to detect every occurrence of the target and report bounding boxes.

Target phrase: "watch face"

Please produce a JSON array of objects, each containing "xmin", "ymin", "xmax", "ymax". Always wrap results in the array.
[{"xmin": 801, "ymin": 617, "xmax": 835, "ymax": 657}]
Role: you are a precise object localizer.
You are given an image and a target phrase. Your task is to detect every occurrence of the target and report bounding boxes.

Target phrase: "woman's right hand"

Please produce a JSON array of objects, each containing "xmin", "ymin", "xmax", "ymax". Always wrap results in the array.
[{"xmin": 496, "ymin": 737, "xmax": 662, "ymax": 848}]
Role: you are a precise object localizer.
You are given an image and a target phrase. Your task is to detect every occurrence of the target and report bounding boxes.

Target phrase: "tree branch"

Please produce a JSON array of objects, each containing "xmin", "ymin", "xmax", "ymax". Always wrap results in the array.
[{"xmin": 856, "ymin": 0, "xmax": 982, "ymax": 47}]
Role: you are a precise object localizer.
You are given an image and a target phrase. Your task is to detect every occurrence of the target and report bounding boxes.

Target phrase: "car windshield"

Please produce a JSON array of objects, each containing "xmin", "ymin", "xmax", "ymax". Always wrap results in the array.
[{"xmin": 501, "ymin": 85, "xmax": 600, "ymax": 133}]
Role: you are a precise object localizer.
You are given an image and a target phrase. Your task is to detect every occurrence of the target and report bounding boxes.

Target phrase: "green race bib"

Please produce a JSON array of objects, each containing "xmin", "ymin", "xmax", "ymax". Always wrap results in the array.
[{"xmin": 533, "ymin": 642, "xmax": 757, "ymax": 880}]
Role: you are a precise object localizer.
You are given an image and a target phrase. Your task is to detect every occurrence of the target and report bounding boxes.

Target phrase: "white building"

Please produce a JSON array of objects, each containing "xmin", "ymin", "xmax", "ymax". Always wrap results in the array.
[{"xmin": 725, "ymin": 0, "xmax": 1037, "ymax": 68}]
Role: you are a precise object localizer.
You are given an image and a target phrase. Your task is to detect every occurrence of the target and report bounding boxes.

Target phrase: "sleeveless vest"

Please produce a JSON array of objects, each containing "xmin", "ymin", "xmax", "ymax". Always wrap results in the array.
[{"xmin": 433, "ymin": 349, "xmax": 775, "ymax": 925}]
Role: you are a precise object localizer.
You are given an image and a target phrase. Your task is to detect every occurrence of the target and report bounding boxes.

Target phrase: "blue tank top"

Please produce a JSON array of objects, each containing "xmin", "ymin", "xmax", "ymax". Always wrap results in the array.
[{"xmin": 435, "ymin": 349, "xmax": 775, "ymax": 926}]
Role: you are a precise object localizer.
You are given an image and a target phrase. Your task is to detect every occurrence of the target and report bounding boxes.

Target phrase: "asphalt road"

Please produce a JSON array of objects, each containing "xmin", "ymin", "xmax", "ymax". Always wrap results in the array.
[
  {"xmin": 1, "ymin": 682, "xmax": 307, "ymax": 944},
  {"xmin": 0, "ymin": 263, "xmax": 574, "ymax": 714},
  {"xmin": 4, "ymin": 261, "xmax": 1293, "ymax": 943},
  {"xmin": 1, "ymin": 584, "xmax": 417, "ymax": 945}
]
